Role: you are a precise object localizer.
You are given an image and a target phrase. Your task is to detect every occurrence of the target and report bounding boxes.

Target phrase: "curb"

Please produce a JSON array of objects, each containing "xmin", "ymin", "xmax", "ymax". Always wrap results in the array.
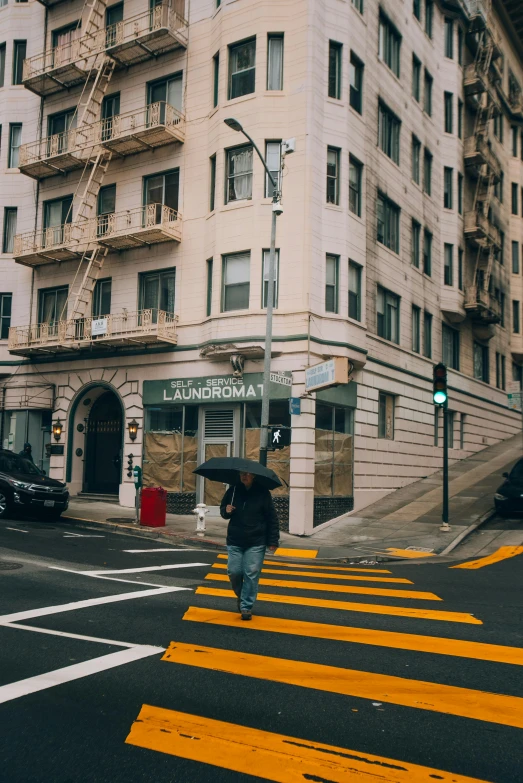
[{"xmin": 438, "ymin": 507, "xmax": 497, "ymax": 557}]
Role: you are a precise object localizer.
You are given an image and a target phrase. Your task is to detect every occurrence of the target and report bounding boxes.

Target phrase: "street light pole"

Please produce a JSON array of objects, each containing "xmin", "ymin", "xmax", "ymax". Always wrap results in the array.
[{"xmin": 224, "ymin": 118, "xmax": 281, "ymax": 466}]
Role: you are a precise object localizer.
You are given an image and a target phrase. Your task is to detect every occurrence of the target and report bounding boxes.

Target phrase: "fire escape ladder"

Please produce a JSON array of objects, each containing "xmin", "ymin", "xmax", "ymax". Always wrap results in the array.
[
  {"xmin": 68, "ymin": 246, "xmax": 109, "ymax": 325},
  {"xmin": 76, "ymin": 57, "xmax": 116, "ymax": 139}
]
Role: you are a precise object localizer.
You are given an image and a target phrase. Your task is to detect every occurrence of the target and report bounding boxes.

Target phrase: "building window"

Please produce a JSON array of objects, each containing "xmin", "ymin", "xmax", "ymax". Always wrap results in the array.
[
  {"xmin": 262, "ymin": 249, "xmax": 279, "ymax": 309},
  {"xmin": 460, "ymin": 413, "xmax": 465, "ymax": 449},
  {"xmin": 96, "ymin": 184, "xmax": 115, "ymax": 236},
  {"xmin": 458, "ymin": 99, "xmax": 463, "ymax": 139},
  {"xmin": 444, "ymin": 167, "xmax": 453, "ymax": 209},
  {"xmin": 512, "ymin": 241, "xmax": 520, "ymax": 275},
  {"xmin": 513, "ymin": 300, "xmax": 520, "ymax": 333},
  {"xmin": 92, "ymin": 278, "xmax": 111, "ymax": 318},
  {"xmin": 444, "ymin": 18, "xmax": 453, "ymax": 58},
  {"xmin": 494, "ymin": 113, "xmax": 503, "ymax": 142},
  {"xmin": 412, "ymin": 219, "xmax": 421, "ymax": 268},
  {"xmin": 425, "ymin": 0, "xmax": 433, "ymax": 38},
  {"xmin": 377, "ymin": 193, "xmax": 400, "ymax": 254},
  {"xmin": 442, "ymin": 323, "xmax": 460, "ymax": 370},
  {"xmin": 444, "ymin": 243, "xmax": 453, "ymax": 286},
  {"xmin": 378, "ymin": 101, "xmax": 401, "ymax": 164},
  {"xmin": 494, "ymin": 171, "xmax": 504, "ymax": 202},
  {"xmin": 325, "ymin": 254, "xmax": 339, "ymax": 313},
  {"xmin": 348, "ymin": 260, "xmax": 361, "ymax": 321},
  {"xmin": 377, "ymin": 286, "xmax": 400, "ymax": 343},
  {"xmin": 378, "ymin": 13, "xmax": 401, "ymax": 77},
  {"xmin": 423, "ymin": 148, "xmax": 432, "ymax": 195},
  {"xmin": 228, "ymin": 38, "xmax": 256, "ymax": 100},
  {"xmin": 267, "ymin": 34, "xmax": 283, "ymax": 91},
  {"xmin": 413, "ymin": 0, "xmax": 421, "ymax": 21},
  {"xmin": 326, "ymin": 147, "xmax": 340, "ymax": 205},
  {"xmin": 8, "ymin": 124, "xmax": 21, "ymax": 168},
  {"xmin": 314, "ymin": 402, "xmax": 355, "ymax": 498},
  {"xmin": 412, "ymin": 305, "xmax": 420, "ymax": 353},
  {"xmin": 423, "ymin": 311, "xmax": 432, "ymax": 358},
  {"xmin": 412, "ymin": 55, "xmax": 421, "ymax": 102},
  {"xmin": 458, "ymin": 27, "xmax": 463, "ymax": 65},
  {"xmin": 38, "ymin": 286, "xmax": 68, "ymax": 326},
  {"xmin": 43, "ymin": 195, "xmax": 73, "ymax": 244},
  {"xmin": 140, "ymin": 268, "xmax": 176, "ymax": 321},
  {"xmin": 226, "ymin": 145, "xmax": 253, "ymax": 203},
  {"xmin": 213, "ymin": 52, "xmax": 219, "ymax": 108},
  {"xmin": 12, "ymin": 40, "xmax": 26, "ymax": 85},
  {"xmin": 458, "ymin": 248, "xmax": 463, "ymax": 290},
  {"xmin": 496, "ymin": 352, "xmax": 506, "ymax": 390},
  {"xmin": 499, "ymin": 231, "xmax": 505, "ymax": 265},
  {"xmin": 512, "ymin": 183, "xmax": 518, "ymax": 215},
  {"xmin": 424, "ymin": 70, "xmax": 433, "ymax": 115},
  {"xmin": 0, "ymin": 293, "xmax": 11, "ymax": 340},
  {"xmin": 512, "ymin": 126, "xmax": 518, "ymax": 157},
  {"xmin": 447, "ymin": 410, "xmax": 455, "ymax": 449},
  {"xmin": 144, "ymin": 169, "xmax": 179, "ymax": 222},
  {"xmin": 378, "ymin": 392, "xmax": 395, "ymax": 439},
  {"xmin": 349, "ymin": 51, "xmax": 364, "ymax": 113},
  {"xmin": 500, "ymin": 292, "xmax": 505, "ymax": 327},
  {"xmin": 423, "ymin": 229, "xmax": 432, "ymax": 276},
  {"xmin": 206, "ymin": 259, "xmax": 213, "ymax": 316},
  {"xmin": 0, "ymin": 44, "xmax": 5, "ymax": 88},
  {"xmin": 209, "ymin": 155, "xmax": 216, "ymax": 212},
  {"xmin": 352, "ymin": 0, "xmax": 363, "ymax": 12},
  {"xmin": 222, "ymin": 253, "xmax": 250, "ymax": 312},
  {"xmin": 444, "ymin": 92, "xmax": 453, "ymax": 133},
  {"xmin": 265, "ymin": 141, "xmax": 281, "ymax": 198},
  {"xmin": 474, "ymin": 342, "xmax": 489, "ymax": 383},
  {"xmin": 349, "ymin": 155, "xmax": 363, "ymax": 216},
  {"xmin": 328, "ymin": 41, "xmax": 342, "ymax": 99},
  {"xmin": 412, "ymin": 135, "xmax": 421, "ymax": 184},
  {"xmin": 458, "ymin": 173, "xmax": 463, "ymax": 215},
  {"xmin": 2, "ymin": 208, "xmax": 17, "ymax": 253}
]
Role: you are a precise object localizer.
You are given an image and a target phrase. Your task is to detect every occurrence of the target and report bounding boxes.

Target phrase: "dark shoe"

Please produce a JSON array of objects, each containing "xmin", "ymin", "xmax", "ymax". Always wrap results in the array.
[{"xmin": 241, "ymin": 612, "xmax": 252, "ymax": 621}]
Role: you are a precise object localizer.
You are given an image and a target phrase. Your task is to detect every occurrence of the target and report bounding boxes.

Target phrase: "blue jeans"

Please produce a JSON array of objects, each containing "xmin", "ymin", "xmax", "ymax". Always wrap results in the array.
[{"xmin": 226, "ymin": 544, "xmax": 266, "ymax": 613}]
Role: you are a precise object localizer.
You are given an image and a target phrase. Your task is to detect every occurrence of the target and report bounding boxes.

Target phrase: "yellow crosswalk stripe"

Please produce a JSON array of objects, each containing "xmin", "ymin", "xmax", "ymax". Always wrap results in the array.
[
  {"xmin": 162, "ymin": 641, "xmax": 523, "ymax": 729},
  {"xmin": 274, "ymin": 547, "xmax": 317, "ymax": 558},
  {"xmin": 205, "ymin": 572, "xmax": 441, "ymax": 601},
  {"xmin": 184, "ymin": 607, "xmax": 520, "ymax": 665},
  {"xmin": 385, "ymin": 548, "xmax": 436, "ymax": 558},
  {"xmin": 211, "ymin": 562, "xmax": 412, "ymax": 584},
  {"xmin": 126, "ymin": 704, "xmax": 492, "ymax": 783},
  {"xmin": 196, "ymin": 587, "xmax": 482, "ymax": 623},
  {"xmin": 216, "ymin": 553, "xmax": 392, "ymax": 573},
  {"xmin": 451, "ymin": 546, "xmax": 523, "ymax": 570}
]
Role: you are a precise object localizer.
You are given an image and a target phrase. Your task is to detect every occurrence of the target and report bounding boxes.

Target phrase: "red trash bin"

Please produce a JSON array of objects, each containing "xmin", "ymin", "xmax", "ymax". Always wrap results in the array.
[{"xmin": 140, "ymin": 487, "xmax": 167, "ymax": 527}]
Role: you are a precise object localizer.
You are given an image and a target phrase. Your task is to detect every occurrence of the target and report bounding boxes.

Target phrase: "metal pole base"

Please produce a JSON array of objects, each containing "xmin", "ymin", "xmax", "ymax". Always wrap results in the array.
[{"xmin": 440, "ymin": 522, "xmax": 451, "ymax": 532}]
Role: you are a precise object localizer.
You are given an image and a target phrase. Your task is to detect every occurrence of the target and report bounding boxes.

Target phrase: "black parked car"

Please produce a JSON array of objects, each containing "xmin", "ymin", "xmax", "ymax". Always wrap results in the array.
[
  {"xmin": 0, "ymin": 449, "xmax": 69, "ymax": 520},
  {"xmin": 494, "ymin": 458, "xmax": 523, "ymax": 517}
]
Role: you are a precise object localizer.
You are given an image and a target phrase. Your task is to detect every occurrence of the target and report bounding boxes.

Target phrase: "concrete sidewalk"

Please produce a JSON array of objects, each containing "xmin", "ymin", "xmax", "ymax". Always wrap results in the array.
[{"xmin": 62, "ymin": 434, "xmax": 522, "ymax": 561}]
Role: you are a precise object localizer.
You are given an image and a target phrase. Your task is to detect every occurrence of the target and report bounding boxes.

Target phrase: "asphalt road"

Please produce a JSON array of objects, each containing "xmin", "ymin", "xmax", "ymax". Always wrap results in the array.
[{"xmin": 0, "ymin": 516, "xmax": 522, "ymax": 783}]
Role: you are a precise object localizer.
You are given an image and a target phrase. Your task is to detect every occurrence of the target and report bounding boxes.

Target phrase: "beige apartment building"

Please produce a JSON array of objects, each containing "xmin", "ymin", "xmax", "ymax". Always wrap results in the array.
[{"xmin": 0, "ymin": 0, "xmax": 521, "ymax": 535}]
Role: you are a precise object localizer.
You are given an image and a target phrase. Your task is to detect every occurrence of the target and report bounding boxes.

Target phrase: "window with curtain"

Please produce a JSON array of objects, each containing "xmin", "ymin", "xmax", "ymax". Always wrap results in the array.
[
  {"xmin": 0, "ymin": 293, "xmax": 12, "ymax": 340},
  {"xmin": 350, "ymin": 52, "xmax": 363, "ymax": 113},
  {"xmin": 8, "ymin": 124, "xmax": 22, "ymax": 168},
  {"xmin": 325, "ymin": 254, "xmax": 338, "ymax": 313},
  {"xmin": 12, "ymin": 40, "xmax": 26, "ymax": 85},
  {"xmin": 377, "ymin": 286, "xmax": 400, "ymax": 343},
  {"xmin": 148, "ymin": 73, "xmax": 183, "ymax": 115},
  {"xmin": 442, "ymin": 323, "xmax": 460, "ymax": 370},
  {"xmin": 140, "ymin": 268, "xmax": 176, "ymax": 321},
  {"xmin": 222, "ymin": 252, "xmax": 250, "ymax": 311},
  {"xmin": 229, "ymin": 38, "xmax": 256, "ymax": 99},
  {"xmin": 92, "ymin": 279, "xmax": 112, "ymax": 318},
  {"xmin": 326, "ymin": 147, "xmax": 340, "ymax": 204},
  {"xmin": 349, "ymin": 261, "xmax": 361, "ymax": 321},
  {"xmin": 262, "ymin": 249, "xmax": 279, "ymax": 308},
  {"xmin": 412, "ymin": 220, "xmax": 421, "ymax": 267},
  {"xmin": 226, "ymin": 145, "xmax": 253, "ymax": 203},
  {"xmin": 378, "ymin": 101, "xmax": 400, "ymax": 164},
  {"xmin": 38, "ymin": 286, "xmax": 68, "ymax": 327},
  {"xmin": 412, "ymin": 305, "xmax": 420, "ymax": 353},
  {"xmin": 2, "ymin": 208, "xmax": 17, "ymax": 253},
  {"xmin": 265, "ymin": 141, "xmax": 281, "ymax": 197},
  {"xmin": 267, "ymin": 34, "xmax": 283, "ymax": 90},
  {"xmin": 328, "ymin": 41, "xmax": 342, "ymax": 99},
  {"xmin": 377, "ymin": 193, "xmax": 400, "ymax": 253},
  {"xmin": 349, "ymin": 155, "xmax": 362, "ymax": 216}
]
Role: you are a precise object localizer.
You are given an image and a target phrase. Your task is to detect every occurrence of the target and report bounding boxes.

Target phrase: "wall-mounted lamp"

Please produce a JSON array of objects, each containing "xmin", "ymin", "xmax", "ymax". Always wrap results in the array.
[
  {"xmin": 52, "ymin": 419, "xmax": 63, "ymax": 442},
  {"xmin": 128, "ymin": 419, "xmax": 139, "ymax": 441}
]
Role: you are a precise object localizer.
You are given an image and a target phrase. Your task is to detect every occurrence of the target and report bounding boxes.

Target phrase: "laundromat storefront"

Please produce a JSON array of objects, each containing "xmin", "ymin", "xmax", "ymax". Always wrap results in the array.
[{"xmin": 142, "ymin": 372, "xmax": 293, "ymax": 525}]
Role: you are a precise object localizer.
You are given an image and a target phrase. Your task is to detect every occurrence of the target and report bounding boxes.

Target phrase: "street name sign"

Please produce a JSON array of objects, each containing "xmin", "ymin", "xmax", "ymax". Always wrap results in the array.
[{"xmin": 305, "ymin": 357, "xmax": 349, "ymax": 393}]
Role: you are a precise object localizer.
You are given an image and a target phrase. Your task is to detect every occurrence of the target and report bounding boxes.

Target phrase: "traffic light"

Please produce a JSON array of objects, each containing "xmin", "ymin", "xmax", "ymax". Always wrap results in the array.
[
  {"xmin": 433, "ymin": 363, "xmax": 448, "ymax": 406},
  {"xmin": 268, "ymin": 426, "xmax": 291, "ymax": 450},
  {"xmin": 127, "ymin": 453, "xmax": 134, "ymax": 478}
]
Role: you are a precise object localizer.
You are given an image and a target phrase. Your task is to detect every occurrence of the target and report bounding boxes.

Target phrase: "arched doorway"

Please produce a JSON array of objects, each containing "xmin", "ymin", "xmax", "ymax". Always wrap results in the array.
[{"xmin": 84, "ymin": 390, "xmax": 123, "ymax": 495}]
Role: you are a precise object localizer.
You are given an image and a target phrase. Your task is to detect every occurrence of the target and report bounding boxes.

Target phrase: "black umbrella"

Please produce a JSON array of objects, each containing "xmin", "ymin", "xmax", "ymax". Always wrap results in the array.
[{"xmin": 193, "ymin": 457, "xmax": 282, "ymax": 490}]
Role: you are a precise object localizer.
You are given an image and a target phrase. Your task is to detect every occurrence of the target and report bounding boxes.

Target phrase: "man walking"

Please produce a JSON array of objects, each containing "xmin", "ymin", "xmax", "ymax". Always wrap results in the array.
[{"xmin": 220, "ymin": 471, "xmax": 279, "ymax": 621}]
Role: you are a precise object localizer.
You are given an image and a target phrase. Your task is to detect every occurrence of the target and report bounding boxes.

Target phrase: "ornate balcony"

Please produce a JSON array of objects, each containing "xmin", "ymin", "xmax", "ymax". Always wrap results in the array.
[
  {"xmin": 95, "ymin": 102, "xmax": 185, "ymax": 155},
  {"xmin": 8, "ymin": 310, "xmax": 178, "ymax": 356},
  {"xmin": 22, "ymin": 4, "xmax": 188, "ymax": 97},
  {"xmin": 464, "ymin": 210, "xmax": 501, "ymax": 249},
  {"xmin": 93, "ymin": 204, "xmax": 182, "ymax": 250},
  {"xmin": 12, "ymin": 224, "xmax": 92, "ymax": 267},
  {"xmin": 464, "ymin": 286, "xmax": 501, "ymax": 325},
  {"xmin": 463, "ymin": 136, "xmax": 501, "ymax": 181},
  {"xmin": 18, "ymin": 129, "xmax": 97, "ymax": 180}
]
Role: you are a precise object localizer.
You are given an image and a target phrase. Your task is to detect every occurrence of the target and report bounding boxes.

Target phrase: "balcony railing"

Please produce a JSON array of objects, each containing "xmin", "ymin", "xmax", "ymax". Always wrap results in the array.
[
  {"xmin": 8, "ymin": 309, "xmax": 178, "ymax": 355},
  {"xmin": 464, "ymin": 210, "xmax": 501, "ymax": 248},
  {"xmin": 23, "ymin": 4, "xmax": 187, "ymax": 95},
  {"xmin": 463, "ymin": 136, "xmax": 501, "ymax": 180},
  {"xmin": 93, "ymin": 101, "xmax": 185, "ymax": 153},
  {"xmin": 13, "ymin": 223, "xmax": 90, "ymax": 266},
  {"xmin": 18, "ymin": 128, "xmax": 95, "ymax": 179},
  {"xmin": 464, "ymin": 286, "xmax": 501, "ymax": 324}
]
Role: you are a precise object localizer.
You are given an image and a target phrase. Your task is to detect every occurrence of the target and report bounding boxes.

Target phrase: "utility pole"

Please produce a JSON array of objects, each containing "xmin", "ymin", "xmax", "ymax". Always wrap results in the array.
[{"xmin": 433, "ymin": 363, "xmax": 451, "ymax": 532}]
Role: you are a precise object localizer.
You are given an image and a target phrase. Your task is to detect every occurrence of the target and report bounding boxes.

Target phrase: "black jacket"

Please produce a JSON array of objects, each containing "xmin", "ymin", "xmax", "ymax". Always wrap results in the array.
[{"xmin": 220, "ymin": 482, "xmax": 280, "ymax": 549}]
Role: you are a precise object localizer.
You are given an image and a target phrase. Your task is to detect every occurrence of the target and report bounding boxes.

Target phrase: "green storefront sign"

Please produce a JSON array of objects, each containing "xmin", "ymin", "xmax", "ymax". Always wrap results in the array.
[{"xmin": 143, "ymin": 372, "xmax": 292, "ymax": 405}]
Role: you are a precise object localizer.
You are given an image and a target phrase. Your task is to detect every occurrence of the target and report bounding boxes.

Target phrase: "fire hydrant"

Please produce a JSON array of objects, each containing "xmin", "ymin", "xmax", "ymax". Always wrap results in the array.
[{"xmin": 192, "ymin": 503, "xmax": 209, "ymax": 536}]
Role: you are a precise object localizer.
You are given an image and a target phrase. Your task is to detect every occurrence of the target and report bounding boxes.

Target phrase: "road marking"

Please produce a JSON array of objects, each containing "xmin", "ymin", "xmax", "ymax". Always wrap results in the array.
[
  {"xmin": 79, "ymin": 562, "xmax": 209, "ymax": 576},
  {"xmin": 0, "ymin": 646, "xmax": 164, "ymax": 705},
  {"xmin": 451, "ymin": 546, "xmax": 523, "ymax": 570},
  {"xmin": 126, "ymin": 705, "xmax": 491, "ymax": 783},
  {"xmin": 63, "ymin": 533, "xmax": 105, "ymax": 538},
  {"xmin": 273, "ymin": 547, "xmax": 317, "ymax": 558},
  {"xmin": 124, "ymin": 548, "xmax": 200, "ymax": 553},
  {"xmin": 0, "ymin": 586, "xmax": 186, "ymax": 624},
  {"xmin": 162, "ymin": 642, "xmax": 523, "ymax": 729},
  {"xmin": 211, "ymin": 563, "xmax": 411, "ymax": 584},
  {"xmin": 1, "ymin": 622, "xmax": 137, "ymax": 648},
  {"xmin": 47, "ymin": 565, "xmax": 175, "ymax": 588},
  {"xmin": 385, "ymin": 548, "xmax": 436, "ymax": 558},
  {"xmin": 205, "ymin": 573, "xmax": 441, "ymax": 601},
  {"xmin": 184, "ymin": 607, "xmax": 521, "ymax": 665},
  {"xmin": 216, "ymin": 553, "xmax": 392, "ymax": 574},
  {"xmin": 196, "ymin": 587, "xmax": 481, "ymax": 624},
  {"xmin": 5, "ymin": 527, "xmax": 28, "ymax": 533}
]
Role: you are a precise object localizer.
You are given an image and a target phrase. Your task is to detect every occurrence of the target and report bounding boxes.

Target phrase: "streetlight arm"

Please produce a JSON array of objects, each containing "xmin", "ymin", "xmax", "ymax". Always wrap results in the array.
[{"xmin": 239, "ymin": 128, "xmax": 278, "ymax": 193}]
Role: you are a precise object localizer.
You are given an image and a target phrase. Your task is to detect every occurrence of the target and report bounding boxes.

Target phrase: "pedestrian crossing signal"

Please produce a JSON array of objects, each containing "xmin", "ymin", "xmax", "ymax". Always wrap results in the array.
[
  {"xmin": 433, "ymin": 363, "xmax": 448, "ymax": 406},
  {"xmin": 269, "ymin": 426, "xmax": 291, "ymax": 450}
]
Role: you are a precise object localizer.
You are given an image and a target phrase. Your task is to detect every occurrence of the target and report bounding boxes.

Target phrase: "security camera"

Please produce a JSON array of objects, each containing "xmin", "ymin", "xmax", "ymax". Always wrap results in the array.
[{"xmin": 272, "ymin": 201, "xmax": 283, "ymax": 216}]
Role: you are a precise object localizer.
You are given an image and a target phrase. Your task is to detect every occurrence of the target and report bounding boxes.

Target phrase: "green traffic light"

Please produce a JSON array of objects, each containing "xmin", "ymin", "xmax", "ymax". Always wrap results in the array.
[{"xmin": 434, "ymin": 391, "xmax": 447, "ymax": 405}]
